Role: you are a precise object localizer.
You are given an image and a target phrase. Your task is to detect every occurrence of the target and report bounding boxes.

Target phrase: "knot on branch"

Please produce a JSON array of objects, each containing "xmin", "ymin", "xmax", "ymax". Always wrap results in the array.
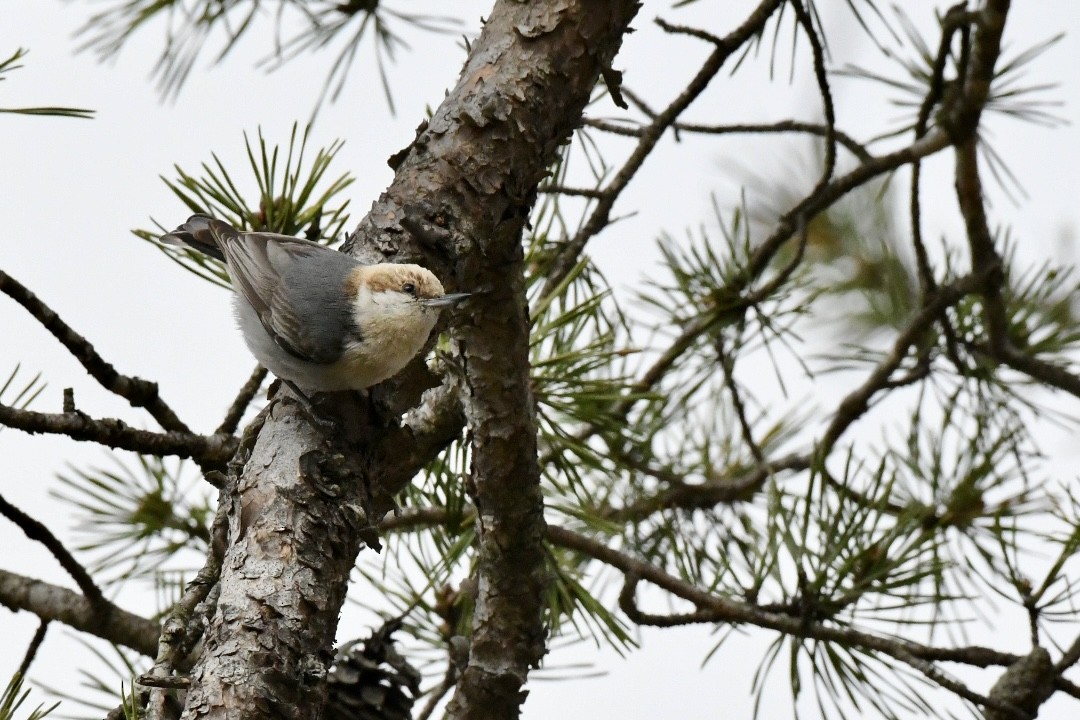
[{"xmin": 984, "ymin": 647, "xmax": 1056, "ymax": 720}]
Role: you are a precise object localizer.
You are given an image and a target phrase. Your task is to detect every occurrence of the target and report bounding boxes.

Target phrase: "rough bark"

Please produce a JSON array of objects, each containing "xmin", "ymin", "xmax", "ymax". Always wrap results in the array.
[{"xmin": 179, "ymin": 1, "xmax": 641, "ymax": 718}]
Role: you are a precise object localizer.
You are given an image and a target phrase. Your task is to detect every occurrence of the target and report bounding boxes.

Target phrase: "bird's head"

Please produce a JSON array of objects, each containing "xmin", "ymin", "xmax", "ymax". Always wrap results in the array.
[{"xmin": 348, "ymin": 264, "xmax": 469, "ymax": 334}]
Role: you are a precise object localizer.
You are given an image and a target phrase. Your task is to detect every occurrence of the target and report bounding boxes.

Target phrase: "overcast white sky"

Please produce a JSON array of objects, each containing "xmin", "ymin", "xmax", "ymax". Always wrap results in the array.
[{"xmin": 3, "ymin": 1, "xmax": 1080, "ymax": 718}]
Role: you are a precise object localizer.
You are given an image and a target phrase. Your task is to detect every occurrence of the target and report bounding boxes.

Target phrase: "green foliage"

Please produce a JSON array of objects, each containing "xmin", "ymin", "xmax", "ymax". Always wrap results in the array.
[
  {"xmin": 119, "ymin": 682, "xmax": 139, "ymax": 720},
  {"xmin": 52, "ymin": 455, "xmax": 211, "ymax": 584},
  {"xmin": 0, "ymin": 49, "xmax": 94, "ymax": 119},
  {"xmin": 263, "ymin": 2, "xmax": 461, "ymax": 113},
  {"xmin": 1000, "ymin": 249, "xmax": 1080, "ymax": 357},
  {"xmin": 0, "ymin": 675, "xmax": 57, "ymax": 720},
  {"xmin": 134, "ymin": 123, "xmax": 354, "ymax": 288},
  {"xmin": 73, "ymin": 0, "xmax": 460, "ymax": 109},
  {"xmin": 838, "ymin": 6, "xmax": 1063, "ymax": 197},
  {"xmin": 0, "ymin": 365, "xmax": 45, "ymax": 414}
]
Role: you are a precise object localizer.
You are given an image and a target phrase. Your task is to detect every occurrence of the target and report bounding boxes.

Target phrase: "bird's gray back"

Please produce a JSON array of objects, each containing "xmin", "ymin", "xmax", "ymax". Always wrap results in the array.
[
  {"xmin": 277, "ymin": 249, "xmax": 360, "ymax": 363},
  {"xmin": 220, "ymin": 233, "xmax": 361, "ymax": 365}
]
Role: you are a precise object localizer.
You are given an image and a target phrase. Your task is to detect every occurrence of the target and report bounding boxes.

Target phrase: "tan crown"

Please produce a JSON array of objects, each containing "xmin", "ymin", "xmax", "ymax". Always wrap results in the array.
[{"xmin": 348, "ymin": 264, "xmax": 445, "ymax": 299}]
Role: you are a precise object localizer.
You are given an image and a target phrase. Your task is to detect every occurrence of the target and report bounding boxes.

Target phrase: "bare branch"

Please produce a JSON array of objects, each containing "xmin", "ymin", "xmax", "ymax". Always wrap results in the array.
[
  {"xmin": 582, "ymin": 115, "xmax": 873, "ymax": 162},
  {"xmin": 690, "ymin": 121, "xmax": 869, "ymax": 162},
  {"xmin": 0, "ymin": 568, "xmax": 159, "ymax": 657},
  {"xmin": 790, "ymin": 0, "xmax": 837, "ymax": 190},
  {"xmin": 654, "ymin": 17, "xmax": 724, "ymax": 46},
  {"xmin": 0, "ymin": 400, "xmax": 237, "ymax": 465},
  {"xmin": 1056, "ymin": 632, "xmax": 1080, "ymax": 673},
  {"xmin": 0, "ymin": 491, "xmax": 106, "ymax": 608},
  {"xmin": 1056, "ymin": 677, "xmax": 1080, "ymax": 700},
  {"xmin": 910, "ymin": 3, "xmax": 972, "ymax": 296},
  {"xmin": 0, "ymin": 269, "xmax": 190, "ymax": 432},
  {"xmin": 537, "ymin": 184, "xmax": 606, "ymax": 199}
]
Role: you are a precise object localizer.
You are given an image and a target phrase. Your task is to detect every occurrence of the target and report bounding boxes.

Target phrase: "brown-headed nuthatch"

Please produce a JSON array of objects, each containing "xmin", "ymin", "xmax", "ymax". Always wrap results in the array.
[{"xmin": 160, "ymin": 214, "xmax": 468, "ymax": 408}]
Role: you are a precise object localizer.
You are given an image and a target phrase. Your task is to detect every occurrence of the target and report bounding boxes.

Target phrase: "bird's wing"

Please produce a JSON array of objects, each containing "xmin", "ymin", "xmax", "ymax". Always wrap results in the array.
[{"xmin": 210, "ymin": 222, "xmax": 351, "ymax": 364}]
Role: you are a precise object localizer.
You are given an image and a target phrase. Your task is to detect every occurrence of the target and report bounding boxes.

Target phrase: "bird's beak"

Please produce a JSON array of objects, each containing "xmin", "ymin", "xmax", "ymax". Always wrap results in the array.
[{"xmin": 423, "ymin": 292, "xmax": 471, "ymax": 309}]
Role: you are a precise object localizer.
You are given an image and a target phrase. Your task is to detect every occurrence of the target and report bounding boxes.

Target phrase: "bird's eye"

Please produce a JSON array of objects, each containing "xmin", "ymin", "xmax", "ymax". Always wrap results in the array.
[{"xmin": 402, "ymin": 282, "xmax": 417, "ymax": 296}]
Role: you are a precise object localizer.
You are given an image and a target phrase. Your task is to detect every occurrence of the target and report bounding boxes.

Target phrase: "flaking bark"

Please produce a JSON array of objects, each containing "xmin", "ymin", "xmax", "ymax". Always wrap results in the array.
[{"xmin": 180, "ymin": 1, "xmax": 642, "ymax": 718}]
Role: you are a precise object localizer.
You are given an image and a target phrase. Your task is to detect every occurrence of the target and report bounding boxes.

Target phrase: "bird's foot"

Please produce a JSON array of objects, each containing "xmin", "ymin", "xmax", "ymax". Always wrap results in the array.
[{"xmin": 280, "ymin": 380, "xmax": 338, "ymax": 434}]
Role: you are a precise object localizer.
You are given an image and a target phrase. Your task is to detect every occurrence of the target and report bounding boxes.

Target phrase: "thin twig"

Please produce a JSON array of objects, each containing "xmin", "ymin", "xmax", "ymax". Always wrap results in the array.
[
  {"xmin": 910, "ymin": 3, "xmax": 969, "ymax": 296},
  {"xmin": 579, "ymin": 117, "xmax": 645, "ymax": 137},
  {"xmin": 678, "ymin": 121, "xmax": 870, "ymax": 162},
  {"xmin": 1055, "ymin": 632, "xmax": 1080, "ymax": 672},
  {"xmin": 602, "ymin": 453, "xmax": 810, "ymax": 523},
  {"xmin": 654, "ymin": 18, "xmax": 723, "ymax": 45},
  {"xmin": 790, "ymin": 0, "xmax": 837, "ymax": 192},
  {"xmin": 817, "ymin": 272, "xmax": 984, "ymax": 455},
  {"xmin": 540, "ymin": 0, "xmax": 787, "ymax": 299},
  {"xmin": 143, "ymin": 490, "xmax": 229, "ymax": 719},
  {"xmin": 716, "ymin": 335, "xmax": 764, "ymax": 464},
  {"xmin": 15, "ymin": 619, "xmax": 49, "ymax": 680},
  {"xmin": 215, "ymin": 365, "xmax": 267, "ymax": 436},
  {"xmin": 537, "ymin": 185, "xmax": 606, "ymax": 199}
]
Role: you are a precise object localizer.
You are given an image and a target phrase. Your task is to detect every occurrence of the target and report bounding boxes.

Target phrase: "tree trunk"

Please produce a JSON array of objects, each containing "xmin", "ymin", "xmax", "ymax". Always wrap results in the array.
[{"xmin": 179, "ymin": 2, "xmax": 642, "ymax": 718}]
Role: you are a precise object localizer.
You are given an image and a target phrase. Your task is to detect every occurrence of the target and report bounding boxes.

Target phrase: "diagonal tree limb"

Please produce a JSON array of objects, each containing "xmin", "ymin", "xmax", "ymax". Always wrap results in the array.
[
  {"xmin": 0, "ymin": 269, "xmax": 191, "ymax": 433},
  {"xmin": 0, "ymin": 492, "xmax": 106, "ymax": 609}
]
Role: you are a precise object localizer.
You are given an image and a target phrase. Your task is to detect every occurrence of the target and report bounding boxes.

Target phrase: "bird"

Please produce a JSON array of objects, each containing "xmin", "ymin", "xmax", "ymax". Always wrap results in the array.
[{"xmin": 159, "ymin": 214, "xmax": 468, "ymax": 413}]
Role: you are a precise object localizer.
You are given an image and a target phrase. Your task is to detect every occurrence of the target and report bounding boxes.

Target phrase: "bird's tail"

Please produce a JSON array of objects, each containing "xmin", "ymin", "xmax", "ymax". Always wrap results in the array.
[{"xmin": 159, "ymin": 214, "xmax": 234, "ymax": 262}]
